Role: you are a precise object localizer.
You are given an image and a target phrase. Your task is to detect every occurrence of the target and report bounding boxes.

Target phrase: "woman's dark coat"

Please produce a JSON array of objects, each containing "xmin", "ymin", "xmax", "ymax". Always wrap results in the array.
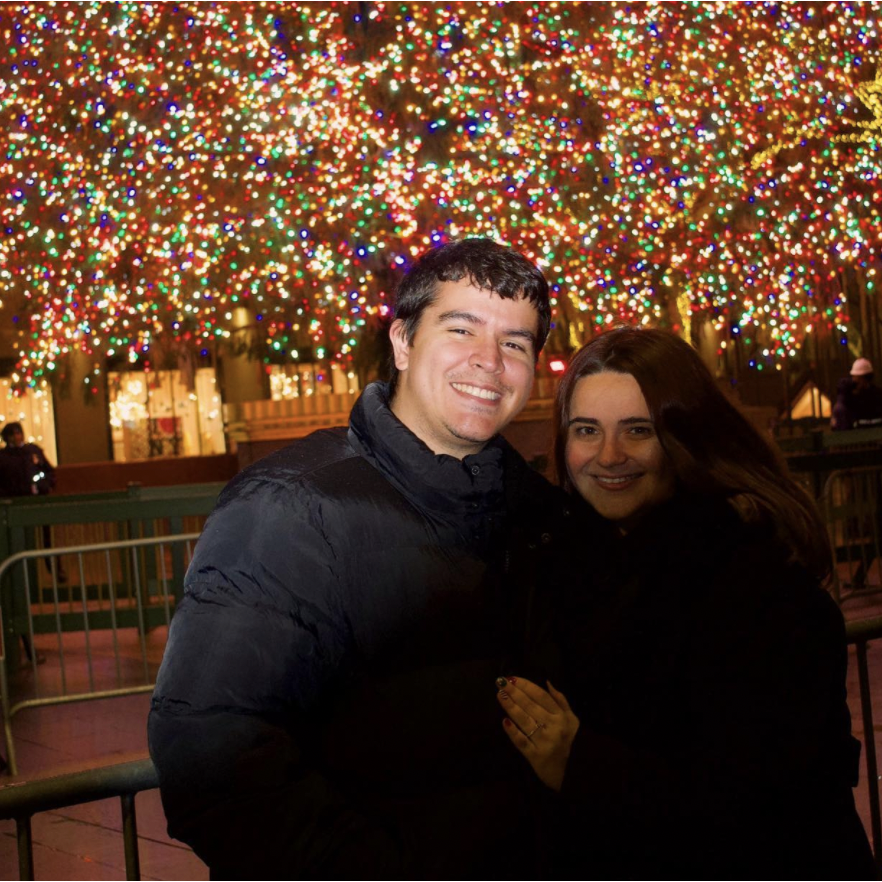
[{"xmin": 545, "ymin": 495, "xmax": 875, "ymax": 877}]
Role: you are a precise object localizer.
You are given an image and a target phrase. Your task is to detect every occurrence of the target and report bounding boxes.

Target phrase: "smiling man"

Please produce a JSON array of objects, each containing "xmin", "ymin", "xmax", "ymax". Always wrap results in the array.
[
  {"xmin": 148, "ymin": 238, "xmax": 566, "ymax": 879},
  {"xmin": 390, "ymin": 281, "xmax": 538, "ymax": 457}
]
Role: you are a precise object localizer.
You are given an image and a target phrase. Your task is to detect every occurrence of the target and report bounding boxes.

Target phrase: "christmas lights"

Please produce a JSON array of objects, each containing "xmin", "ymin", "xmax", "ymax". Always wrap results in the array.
[{"xmin": 1, "ymin": 2, "xmax": 879, "ymax": 387}]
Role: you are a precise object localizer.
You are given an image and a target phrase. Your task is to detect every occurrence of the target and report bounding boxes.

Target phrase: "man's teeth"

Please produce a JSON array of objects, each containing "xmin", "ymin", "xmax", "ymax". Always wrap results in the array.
[{"xmin": 452, "ymin": 383, "xmax": 501, "ymax": 401}]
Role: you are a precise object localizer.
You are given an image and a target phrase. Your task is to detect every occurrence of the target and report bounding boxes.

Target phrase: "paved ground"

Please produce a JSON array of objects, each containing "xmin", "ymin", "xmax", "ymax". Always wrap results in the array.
[
  {"xmin": 0, "ymin": 626, "xmax": 208, "ymax": 881},
  {"xmin": 2, "ymin": 597, "xmax": 882, "ymax": 879}
]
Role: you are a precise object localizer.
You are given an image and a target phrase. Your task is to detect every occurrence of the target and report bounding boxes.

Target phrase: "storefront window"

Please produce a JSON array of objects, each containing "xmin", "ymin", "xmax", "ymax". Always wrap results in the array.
[
  {"xmin": 0, "ymin": 380, "xmax": 57, "ymax": 463},
  {"xmin": 268, "ymin": 363, "xmax": 359, "ymax": 400},
  {"xmin": 108, "ymin": 368, "xmax": 226, "ymax": 461}
]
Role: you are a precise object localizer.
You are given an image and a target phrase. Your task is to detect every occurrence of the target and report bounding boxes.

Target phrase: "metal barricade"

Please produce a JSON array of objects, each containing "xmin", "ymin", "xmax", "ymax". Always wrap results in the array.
[
  {"xmin": 847, "ymin": 615, "xmax": 882, "ymax": 871},
  {"xmin": 0, "ymin": 756, "xmax": 158, "ymax": 881},
  {"xmin": 0, "ymin": 533, "xmax": 199, "ymax": 775},
  {"xmin": 821, "ymin": 467, "xmax": 882, "ymax": 604}
]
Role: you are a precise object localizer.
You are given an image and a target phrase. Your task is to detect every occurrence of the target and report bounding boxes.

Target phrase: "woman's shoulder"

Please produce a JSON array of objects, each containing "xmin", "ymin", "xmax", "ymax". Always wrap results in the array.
[
  {"xmin": 696, "ymin": 508, "xmax": 844, "ymax": 648},
  {"xmin": 636, "ymin": 493, "xmax": 836, "ymax": 630}
]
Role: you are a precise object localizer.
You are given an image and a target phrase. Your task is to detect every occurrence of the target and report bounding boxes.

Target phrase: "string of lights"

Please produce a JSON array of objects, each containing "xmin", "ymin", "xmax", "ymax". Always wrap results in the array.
[{"xmin": 1, "ymin": 2, "xmax": 880, "ymax": 388}]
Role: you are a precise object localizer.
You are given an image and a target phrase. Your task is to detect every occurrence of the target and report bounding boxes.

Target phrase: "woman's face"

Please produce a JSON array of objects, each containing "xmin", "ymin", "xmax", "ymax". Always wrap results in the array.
[{"xmin": 565, "ymin": 370, "xmax": 676, "ymax": 533}]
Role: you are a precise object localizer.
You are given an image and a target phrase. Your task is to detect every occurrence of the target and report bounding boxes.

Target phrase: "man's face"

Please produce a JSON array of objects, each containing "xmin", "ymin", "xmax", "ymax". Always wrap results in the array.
[
  {"xmin": 6, "ymin": 429, "xmax": 23, "ymax": 447},
  {"xmin": 390, "ymin": 280, "xmax": 539, "ymax": 458}
]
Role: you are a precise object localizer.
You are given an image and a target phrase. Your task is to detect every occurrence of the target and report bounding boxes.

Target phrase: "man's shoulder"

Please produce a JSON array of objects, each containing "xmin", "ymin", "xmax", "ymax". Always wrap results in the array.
[
  {"xmin": 22, "ymin": 443, "xmax": 48, "ymax": 462},
  {"xmin": 233, "ymin": 426, "xmax": 359, "ymax": 489},
  {"xmin": 212, "ymin": 424, "xmax": 401, "ymax": 520},
  {"xmin": 191, "ymin": 426, "xmax": 375, "ymax": 574}
]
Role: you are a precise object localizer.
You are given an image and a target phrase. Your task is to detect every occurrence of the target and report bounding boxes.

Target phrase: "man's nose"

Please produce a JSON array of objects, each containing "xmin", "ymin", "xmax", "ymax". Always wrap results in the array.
[{"xmin": 468, "ymin": 338, "xmax": 503, "ymax": 373}]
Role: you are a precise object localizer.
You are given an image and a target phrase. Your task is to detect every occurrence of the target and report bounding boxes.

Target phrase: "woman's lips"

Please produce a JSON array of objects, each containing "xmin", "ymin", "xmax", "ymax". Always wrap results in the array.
[{"xmin": 591, "ymin": 473, "xmax": 643, "ymax": 490}]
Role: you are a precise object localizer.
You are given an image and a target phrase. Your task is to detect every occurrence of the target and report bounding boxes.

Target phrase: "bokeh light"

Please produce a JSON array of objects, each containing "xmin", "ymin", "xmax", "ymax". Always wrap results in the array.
[{"xmin": 1, "ymin": 2, "xmax": 880, "ymax": 387}]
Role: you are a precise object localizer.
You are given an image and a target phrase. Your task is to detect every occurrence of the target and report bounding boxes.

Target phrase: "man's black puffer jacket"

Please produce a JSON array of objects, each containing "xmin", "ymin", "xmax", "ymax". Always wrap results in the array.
[{"xmin": 149, "ymin": 382, "xmax": 567, "ymax": 879}]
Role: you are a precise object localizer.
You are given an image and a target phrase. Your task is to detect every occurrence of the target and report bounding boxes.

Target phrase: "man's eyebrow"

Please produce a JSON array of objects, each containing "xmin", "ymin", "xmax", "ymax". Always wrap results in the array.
[
  {"xmin": 506, "ymin": 328, "xmax": 537, "ymax": 344},
  {"xmin": 436, "ymin": 310, "xmax": 536, "ymax": 344},
  {"xmin": 437, "ymin": 310, "xmax": 484, "ymax": 325}
]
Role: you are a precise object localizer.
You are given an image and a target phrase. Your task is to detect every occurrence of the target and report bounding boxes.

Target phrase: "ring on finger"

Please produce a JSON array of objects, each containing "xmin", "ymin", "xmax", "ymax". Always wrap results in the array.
[{"xmin": 525, "ymin": 722, "xmax": 546, "ymax": 740}]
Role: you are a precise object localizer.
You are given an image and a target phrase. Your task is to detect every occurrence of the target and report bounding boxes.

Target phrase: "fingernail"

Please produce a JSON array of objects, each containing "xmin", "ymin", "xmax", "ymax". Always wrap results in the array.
[
  {"xmin": 508, "ymin": 677, "xmax": 517, "ymax": 685},
  {"xmin": 503, "ymin": 719, "xmax": 512, "ymax": 728},
  {"xmin": 495, "ymin": 676, "xmax": 508, "ymax": 690},
  {"xmin": 499, "ymin": 690, "xmax": 509, "ymax": 700}
]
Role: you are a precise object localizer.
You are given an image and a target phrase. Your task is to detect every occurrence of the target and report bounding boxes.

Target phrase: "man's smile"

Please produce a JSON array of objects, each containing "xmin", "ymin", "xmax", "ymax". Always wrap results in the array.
[{"xmin": 451, "ymin": 382, "xmax": 503, "ymax": 401}]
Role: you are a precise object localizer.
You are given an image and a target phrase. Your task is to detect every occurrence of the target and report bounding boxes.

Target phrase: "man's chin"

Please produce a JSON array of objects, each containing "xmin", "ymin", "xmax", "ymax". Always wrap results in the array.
[{"xmin": 445, "ymin": 421, "xmax": 501, "ymax": 449}]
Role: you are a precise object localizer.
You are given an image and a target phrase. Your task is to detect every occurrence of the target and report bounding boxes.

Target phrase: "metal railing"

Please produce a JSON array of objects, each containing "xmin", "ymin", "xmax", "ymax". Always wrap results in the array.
[
  {"xmin": 0, "ymin": 483, "xmax": 222, "ymax": 673},
  {"xmin": 782, "ymin": 426, "xmax": 882, "ymax": 497},
  {"xmin": 847, "ymin": 615, "xmax": 882, "ymax": 871},
  {"xmin": 822, "ymin": 467, "xmax": 882, "ymax": 604},
  {"xmin": 0, "ymin": 756, "xmax": 158, "ymax": 880},
  {"xmin": 0, "ymin": 533, "xmax": 199, "ymax": 775}
]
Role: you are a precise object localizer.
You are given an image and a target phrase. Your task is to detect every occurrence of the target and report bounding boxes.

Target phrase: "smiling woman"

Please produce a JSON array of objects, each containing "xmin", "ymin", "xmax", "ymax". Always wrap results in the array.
[
  {"xmin": 496, "ymin": 327, "xmax": 876, "ymax": 876},
  {"xmin": 564, "ymin": 370, "xmax": 675, "ymax": 533}
]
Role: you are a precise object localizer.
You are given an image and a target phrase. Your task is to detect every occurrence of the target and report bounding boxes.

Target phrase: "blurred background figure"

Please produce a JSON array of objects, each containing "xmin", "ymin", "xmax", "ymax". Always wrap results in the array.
[
  {"xmin": 832, "ymin": 358, "xmax": 882, "ymax": 431},
  {"xmin": 0, "ymin": 421, "xmax": 56, "ymax": 497},
  {"xmin": 0, "ymin": 421, "xmax": 65, "ymax": 588}
]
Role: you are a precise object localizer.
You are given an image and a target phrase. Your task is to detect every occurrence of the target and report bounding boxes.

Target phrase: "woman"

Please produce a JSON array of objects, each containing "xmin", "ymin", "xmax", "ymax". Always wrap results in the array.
[{"xmin": 498, "ymin": 327, "xmax": 875, "ymax": 876}]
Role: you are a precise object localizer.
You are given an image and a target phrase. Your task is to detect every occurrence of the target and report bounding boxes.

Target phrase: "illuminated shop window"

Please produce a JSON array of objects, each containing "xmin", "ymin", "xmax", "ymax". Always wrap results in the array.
[
  {"xmin": 108, "ymin": 368, "xmax": 225, "ymax": 461},
  {"xmin": 0, "ymin": 380, "xmax": 57, "ymax": 464},
  {"xmin": 268, "ymin": 363, "xmax": 359, "ymax": 400}
]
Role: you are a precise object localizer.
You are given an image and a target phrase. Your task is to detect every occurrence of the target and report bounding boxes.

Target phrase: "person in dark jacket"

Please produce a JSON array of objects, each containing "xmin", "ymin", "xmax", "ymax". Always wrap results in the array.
[
  {"xmin": 497, "ymin": 327, "xmax": 876, "ymax": 876},
  {"xmin": 0, "ymin": 421, "xmax": 56, "ymax": 497},
  {"xmin": 832, "ymin": 357, "xmax": 882, "ymax": 430},
  {"xmin": 0, "ymin": 420, "xmax": 65, "ymax": 588},
  {"xmin": 148, "ymin": 238, "xmax": 568, "ymax": 879}
]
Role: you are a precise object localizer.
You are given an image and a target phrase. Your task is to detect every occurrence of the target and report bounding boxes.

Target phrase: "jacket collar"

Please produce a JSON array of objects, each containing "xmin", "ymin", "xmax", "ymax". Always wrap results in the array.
[
  {"xmin": 347, "ymin": 382, "xmax": 507, "ymax": 517},
  {"xmin": 603, "ymin": 493, "xmax": 743, "ymax": 578}
]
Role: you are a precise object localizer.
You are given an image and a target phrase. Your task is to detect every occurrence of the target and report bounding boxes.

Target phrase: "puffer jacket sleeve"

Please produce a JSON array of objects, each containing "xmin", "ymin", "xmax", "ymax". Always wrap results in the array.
[{"xmin": 148, "ymin": 473, "xmax": 405, "ymax": 878}]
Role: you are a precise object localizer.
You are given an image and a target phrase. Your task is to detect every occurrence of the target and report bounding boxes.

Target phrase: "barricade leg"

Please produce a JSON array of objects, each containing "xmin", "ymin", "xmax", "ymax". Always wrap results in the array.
[
  {"xmin": 121, "ymin": 792, "xmax": 141, "ymax": 880},
  {"xmin": 857, "ymin": 640, "xmax": 882, "ymax": 868},
  {"xmin": 16, "ymin": 814, "xmax": 34, "ymax": 880}
]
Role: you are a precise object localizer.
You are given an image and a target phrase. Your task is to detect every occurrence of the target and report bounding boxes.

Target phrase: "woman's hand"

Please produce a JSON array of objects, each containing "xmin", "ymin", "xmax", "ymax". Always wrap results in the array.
[{"xmin": 496, "ymin": 677, "xmax": 580, "ymax": 792}]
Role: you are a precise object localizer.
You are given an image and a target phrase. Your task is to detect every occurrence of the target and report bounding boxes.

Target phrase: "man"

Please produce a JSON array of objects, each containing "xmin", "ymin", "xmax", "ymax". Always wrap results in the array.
[
  {"xmin": 0, "ymin": 421, "xmax": 65, "ymax": 589},
  {"xmin": 0, "ymin": 422, "xmax": 56, "ymax": 498},
  {"xmin": 831, "ymin": 357, "xmax": 882, "ymax": 430},
  {"xmin": 149, "ymin": 238, "xmax": 567, "ymax": 878}
]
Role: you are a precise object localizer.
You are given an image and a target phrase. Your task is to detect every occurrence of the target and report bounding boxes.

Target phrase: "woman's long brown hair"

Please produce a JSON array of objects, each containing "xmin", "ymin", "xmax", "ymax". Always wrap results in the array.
[{"xmin": 554, "ymin": 327, "xmax": 831, "ymax": 578}]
